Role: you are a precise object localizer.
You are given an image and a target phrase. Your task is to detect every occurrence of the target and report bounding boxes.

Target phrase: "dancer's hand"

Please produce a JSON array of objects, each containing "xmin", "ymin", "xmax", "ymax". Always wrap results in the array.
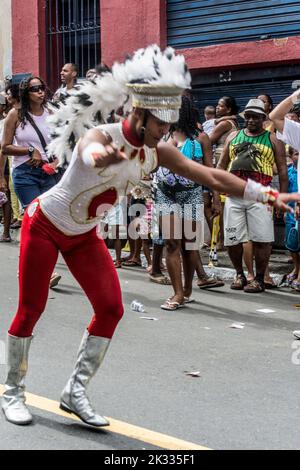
[
  {"xmin": 274, "ymin": 193, "xmax": 300, "ymax": 212},
  {"xmin": 84, "ymin": 142, "xmax": 128, "ymax": 168},
  {"xmin": 96, "ymin": 143, "xmax": 128, "ymax": 167}
]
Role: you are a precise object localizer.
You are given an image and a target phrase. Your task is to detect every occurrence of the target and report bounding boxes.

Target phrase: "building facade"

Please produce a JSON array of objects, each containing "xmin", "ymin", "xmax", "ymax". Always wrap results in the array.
[
  {"xmin": 0, "ymin": 0, "xmax": 12, "ymax": 85},
  {"xmin": 11, "ymin": 0, "xmax": 300, "ymax": 112}
]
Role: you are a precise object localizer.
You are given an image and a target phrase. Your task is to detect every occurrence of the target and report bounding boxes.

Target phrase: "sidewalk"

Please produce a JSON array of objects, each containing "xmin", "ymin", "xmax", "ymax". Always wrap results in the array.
[
  {"xmin": 6, "ymin": 227, "xmax": 291, "ymax": 283},
  {"xmin": 200, "ymin": 246, "xmax": 291, "ymax": 282}
]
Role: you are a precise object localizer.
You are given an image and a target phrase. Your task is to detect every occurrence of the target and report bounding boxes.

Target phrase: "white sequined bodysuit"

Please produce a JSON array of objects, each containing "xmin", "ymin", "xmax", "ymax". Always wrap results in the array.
[{"xmin": 39, "ymin": 123, "xmax": 158, "ymax": 235}]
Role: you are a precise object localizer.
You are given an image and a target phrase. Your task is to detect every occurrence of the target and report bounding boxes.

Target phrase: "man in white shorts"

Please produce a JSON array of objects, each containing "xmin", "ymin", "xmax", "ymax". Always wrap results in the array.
[{"xmin": 218, "ymin": 99, "xmax": 287, "ymax": 293}]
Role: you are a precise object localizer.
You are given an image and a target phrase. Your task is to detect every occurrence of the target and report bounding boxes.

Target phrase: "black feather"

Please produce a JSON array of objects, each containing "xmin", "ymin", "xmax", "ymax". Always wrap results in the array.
[
  {"xmin": 77, "ymin": 93, "xmax": 93, "ymax": 107},
  {"xmin": 153, "ymin": 58, "xmax": 161, "ymax": 77},
  {"xmin": 68, "ymin": 132, "xmax": 76, "ymax": 150},
  {"xmin": 50, "ymin": 132, "xmax": 60, "ymax": 139}
]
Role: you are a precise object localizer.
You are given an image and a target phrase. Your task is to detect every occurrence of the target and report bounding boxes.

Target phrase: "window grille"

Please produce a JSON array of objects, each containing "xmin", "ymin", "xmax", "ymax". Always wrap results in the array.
[{"xmin": 46, "ymin": 0, "xmax": 101, "ymax": 91}]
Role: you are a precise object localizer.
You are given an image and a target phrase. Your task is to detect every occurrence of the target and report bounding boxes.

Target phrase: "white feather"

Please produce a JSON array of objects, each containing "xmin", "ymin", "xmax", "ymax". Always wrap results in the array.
[{"xmin": 47, "ymin": 45, "xmax": 191, "ymax": 165}]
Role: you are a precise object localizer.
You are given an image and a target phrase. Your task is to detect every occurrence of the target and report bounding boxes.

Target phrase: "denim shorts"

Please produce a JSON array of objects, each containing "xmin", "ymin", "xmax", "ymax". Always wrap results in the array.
[{"xmin": 12, "ymin": 162, "xmax": 57, "ymax": 209}]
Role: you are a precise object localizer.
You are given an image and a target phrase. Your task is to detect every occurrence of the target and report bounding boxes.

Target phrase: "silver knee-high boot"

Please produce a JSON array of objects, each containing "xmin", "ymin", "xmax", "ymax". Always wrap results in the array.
[
  {"xmin": 60, "ymin": 330, "xmax": 110, "ymax": 427},
  {"xmin": 2, "ymin": 334, "xmax": 33, "ymax": 425}
]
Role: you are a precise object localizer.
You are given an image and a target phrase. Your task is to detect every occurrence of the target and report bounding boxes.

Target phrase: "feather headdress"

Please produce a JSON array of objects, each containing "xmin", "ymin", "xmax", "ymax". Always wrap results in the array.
[{"xmin": 47, "ymin": 45, "xmax": 191, "ymax": 164}]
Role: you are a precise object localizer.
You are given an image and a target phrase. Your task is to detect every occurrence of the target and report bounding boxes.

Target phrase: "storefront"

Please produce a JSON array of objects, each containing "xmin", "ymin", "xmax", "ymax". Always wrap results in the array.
[{"xmin": 11, "ymin": 0, "xmax": 300, "ymax": 101}]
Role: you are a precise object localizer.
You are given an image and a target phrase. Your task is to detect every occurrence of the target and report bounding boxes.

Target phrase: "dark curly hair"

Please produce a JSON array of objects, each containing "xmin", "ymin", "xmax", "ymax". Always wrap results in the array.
[
  {"xmin": 171, "ymin": 95, "xmax": 200, "ymax": 139},
  {"xmin": 5, "ymin": 83, "xmax": 20, "ymax": 101},
  {"xmin": 18, "ymin": 76, "xmax": 48, "ymax": 128}
]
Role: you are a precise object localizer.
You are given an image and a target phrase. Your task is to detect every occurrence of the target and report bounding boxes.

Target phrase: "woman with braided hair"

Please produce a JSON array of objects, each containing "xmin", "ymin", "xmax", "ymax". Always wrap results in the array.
[
  {"xmin": 2, "ymin": 45, "xmax": 299, "ymax": 428},
  {"xmin": 156, "ymin": 95, "xmax": 222, "ymax": 310}
]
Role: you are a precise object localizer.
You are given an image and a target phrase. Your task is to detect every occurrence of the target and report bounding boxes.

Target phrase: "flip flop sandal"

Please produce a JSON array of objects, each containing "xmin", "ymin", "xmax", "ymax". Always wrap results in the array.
[
  {"xmin": 123, "ymin": 260, "xmax": 142, "ymax": 267},
  {"xmin": 243, "ymin": 279, "xmax": 265, "ymax": 293},
  {"xmin": 230, "ymin": 275, "xmax": 247, "ymax": 290},
  {"xmin": 0, "ymin": 236, "xmax": 11, "ymax": 243},
  {"xmin": 160, "ymin": 300, "xmax": 185, "ymax": 311},
  {"xmin": 264, "ymin": 281, "xmax": 278, "ymax": 289},
  {"xmin": 198, "ymin": 277, "xmax": 225, "ymax": 289},
  {"xmin": 294, "ymin": 281, "xmax": 300, "ymax": 292},
  {"xmin": 114, "ymin": 261, "xmax": 122, "ymax": 268},
  {"xmin": 149, "ymin": 274, "xmax": 172, "ymax": 285},
  {"xmin": 279, "ymin": 273, "xmax": 296, "ymax": 287},
  {"xmin": 287, "ymin": 273, "xmax": 298, "ymax": 284},
  {"xmin": 183, "ymin": 296, "xmax": 195, "ymax": 304}
]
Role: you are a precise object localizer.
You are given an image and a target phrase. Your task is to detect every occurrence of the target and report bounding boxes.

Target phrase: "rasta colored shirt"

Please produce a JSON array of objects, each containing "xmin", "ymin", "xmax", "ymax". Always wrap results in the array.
[{"xmin": 228, "ymin": 130, "xmax": 275, "ymax": 186}]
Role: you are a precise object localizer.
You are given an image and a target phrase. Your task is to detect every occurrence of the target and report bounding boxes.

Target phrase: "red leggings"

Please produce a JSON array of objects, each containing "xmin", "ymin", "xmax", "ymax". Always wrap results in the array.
[{"xmin": 9, "ymin": 202, "xmax": 124, "ymax": 338}]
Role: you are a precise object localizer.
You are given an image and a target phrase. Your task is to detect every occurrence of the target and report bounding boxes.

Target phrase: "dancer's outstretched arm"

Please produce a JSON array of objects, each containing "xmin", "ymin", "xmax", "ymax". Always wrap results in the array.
[{"xmin": 157, "ymin": 141, "xmax": 300, "ymax": 212}]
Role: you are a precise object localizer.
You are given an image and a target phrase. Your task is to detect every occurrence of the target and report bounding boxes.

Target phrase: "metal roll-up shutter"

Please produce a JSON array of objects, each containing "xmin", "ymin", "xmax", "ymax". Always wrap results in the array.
[
  {"xmin": 167, "ymin": 0, "xmax": 300, "ymax": 49},
  {"xmin": 193, "ymin": 78, "xmax": 297, "ymax": 120}
]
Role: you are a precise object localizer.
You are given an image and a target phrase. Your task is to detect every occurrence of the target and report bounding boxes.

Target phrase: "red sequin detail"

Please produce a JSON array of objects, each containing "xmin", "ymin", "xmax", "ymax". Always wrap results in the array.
[
  {"xmin": 139, "ymin": 149, "xmax": 145, "ymax": 164},
  {"xmin": 88, "ymin": 189, "xmax": 117, "ymax": 219}
]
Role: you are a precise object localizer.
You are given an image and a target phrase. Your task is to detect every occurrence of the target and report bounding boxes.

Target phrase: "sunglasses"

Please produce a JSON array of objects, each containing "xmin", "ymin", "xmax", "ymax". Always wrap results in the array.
[
  {"xmin": 28, "ymin": 85, "xmax": 46, "ymax": 93},
  {"xmin": 244, "ymin": 113, "xmax": 263, "ymax": 120}
]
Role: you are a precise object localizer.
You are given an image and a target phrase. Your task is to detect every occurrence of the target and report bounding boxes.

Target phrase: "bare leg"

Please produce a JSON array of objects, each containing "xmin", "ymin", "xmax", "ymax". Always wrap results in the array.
[
  {"xmin": 1, "ymin": 176, "xmax": 11, "ymax": 240},
  {"xmin": 243, "ymin": 241, "xmax": 254, "ymax": 281},
  {"xmin": 1, "ymin": 199, "xmax": 12, "ymax": 240},
  {"xmin": 165, "ymin": 238, "xmax": 184, "ymax": 302},
  {"xmin": 150, "ymin": 243, "xmax": 164, "ymax": 276},
  {"xmin": 162, "ymin": 214, "xmax": 184, "ymax": 304},
  {"xmin": 217, "ymin": 202, "xmax": 225, "ymax": 250},
  {"xmin": 203, "ymin": 192, "xmax": 213, "ymax": 244},
  {"xmin": 142, "ymin": 238, "xmax": 152, "ymax": 267},
  {"xmin": 228, "ymin": 243, "xmax": 245, "ymax": 275},
  {"xmin": 114, "ymin": 225, "xmax": 122, "ymax": 268},
  {"xmin": 181, "ymin": 245, "xmax": 198, "ymax": 298},
  {"xmin": 253, "ymin": 242, "xmax": 272, "ymax": 281}
]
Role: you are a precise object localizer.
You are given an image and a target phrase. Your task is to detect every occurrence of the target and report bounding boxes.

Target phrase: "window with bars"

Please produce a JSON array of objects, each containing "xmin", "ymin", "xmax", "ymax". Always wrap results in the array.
[{"xmin": 46, "ymin": 0, "xmax": 101, "ymax": 92}]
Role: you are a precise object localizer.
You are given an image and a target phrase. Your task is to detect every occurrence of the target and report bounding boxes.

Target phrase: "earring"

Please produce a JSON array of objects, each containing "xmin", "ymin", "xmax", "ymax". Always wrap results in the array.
[{"xmin": 140, "ymin": 126, "xmax": 146, "ymax": 138}]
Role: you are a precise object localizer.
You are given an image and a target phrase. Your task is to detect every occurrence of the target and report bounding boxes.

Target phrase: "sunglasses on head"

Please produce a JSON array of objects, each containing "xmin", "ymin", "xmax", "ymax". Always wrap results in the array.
[{"xmin": 28, "ymin": 85, "xmax": 46, "ymax": 93}]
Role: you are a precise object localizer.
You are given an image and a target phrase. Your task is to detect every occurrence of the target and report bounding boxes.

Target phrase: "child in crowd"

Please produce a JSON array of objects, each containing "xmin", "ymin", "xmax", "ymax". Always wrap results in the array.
[
  {"xmin": 284, "ymin": 147, "xmax": 300, "ymax": 290},
  {"xmin": 202, "ymin": 105, "xmax": 216, "ymax": 135}
]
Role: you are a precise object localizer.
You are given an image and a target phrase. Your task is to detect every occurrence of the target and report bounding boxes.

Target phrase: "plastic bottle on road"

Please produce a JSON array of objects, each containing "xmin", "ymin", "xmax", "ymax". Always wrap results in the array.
[{"xmin": 130, "ymin": 300, "xmax": 145, "ymax": 313}]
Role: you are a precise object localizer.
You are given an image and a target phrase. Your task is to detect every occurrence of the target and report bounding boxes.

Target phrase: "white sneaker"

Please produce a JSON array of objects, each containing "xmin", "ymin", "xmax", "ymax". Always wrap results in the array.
[
  {"xmin": 293, "ymin": 330, "xmax": 300, "ymax": 340},
  {"xmin": 50, "ymin": 272, "xmax": 61, "ymax": 289}
]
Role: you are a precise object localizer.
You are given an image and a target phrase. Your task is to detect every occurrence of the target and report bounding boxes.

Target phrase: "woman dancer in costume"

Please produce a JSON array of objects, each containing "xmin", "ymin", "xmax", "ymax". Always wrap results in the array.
[{"xmin": 2, "ymin": 45, "xmax": 299, "ymax": 427}]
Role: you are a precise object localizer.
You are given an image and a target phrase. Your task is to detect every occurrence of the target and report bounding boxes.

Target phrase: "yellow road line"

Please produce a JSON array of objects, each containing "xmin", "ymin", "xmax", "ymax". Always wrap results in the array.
[{"xmin": 0, "ymin": 385, "xmax": 210, "ymax": 450}]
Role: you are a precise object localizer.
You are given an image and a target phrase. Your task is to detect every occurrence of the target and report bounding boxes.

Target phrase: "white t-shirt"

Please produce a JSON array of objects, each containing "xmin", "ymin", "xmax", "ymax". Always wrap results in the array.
[
  {"xmin": 202, "ymin": 118, "xmax": 216, "ymax": 136},
  {"xmin": 277, "ymin": 117, "xmax": 300, "ymax": 151},
  {"xmin": 278, "ymin": 117, "xmax": 300, "ymax": 189}
]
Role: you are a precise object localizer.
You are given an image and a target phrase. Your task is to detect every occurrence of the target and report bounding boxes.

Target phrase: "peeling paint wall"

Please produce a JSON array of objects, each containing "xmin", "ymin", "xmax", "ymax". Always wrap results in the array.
[{"xmin": 0, "ymin": 0, "xmax": 12, "ymax": 84}]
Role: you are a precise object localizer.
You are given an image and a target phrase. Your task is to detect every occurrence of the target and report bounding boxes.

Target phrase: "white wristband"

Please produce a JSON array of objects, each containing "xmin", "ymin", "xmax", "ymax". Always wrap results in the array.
[
  {"xmin": 82, "ymin": 143, "xmax": 106, "ymax": 168},
  {"xmin": 243, "ymin": 179, "xmax": 267, "ymax": 203}
]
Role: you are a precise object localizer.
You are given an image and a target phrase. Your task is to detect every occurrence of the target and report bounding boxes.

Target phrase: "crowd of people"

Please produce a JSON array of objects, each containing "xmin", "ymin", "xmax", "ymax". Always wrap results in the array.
[
  {"xmin": 1, "ymin": 61, "xmax": 300, "ymax": 299},
  {"xmin": 0, "ymin": 45, "xmax": 300, "ymax": 427}
]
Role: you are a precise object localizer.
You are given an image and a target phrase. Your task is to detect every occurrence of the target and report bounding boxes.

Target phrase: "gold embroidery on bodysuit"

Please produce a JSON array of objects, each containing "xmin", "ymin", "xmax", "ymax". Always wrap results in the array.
[{"xmin": 69, "ymin": 174, "xmax": 117, "ymax": 225}]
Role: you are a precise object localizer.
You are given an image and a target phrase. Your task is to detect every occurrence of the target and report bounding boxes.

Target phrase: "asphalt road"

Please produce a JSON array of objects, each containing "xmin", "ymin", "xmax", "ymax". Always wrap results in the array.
[{"xmin": 1, "ymin": 242, "xmax": 300, "ymax": 450}]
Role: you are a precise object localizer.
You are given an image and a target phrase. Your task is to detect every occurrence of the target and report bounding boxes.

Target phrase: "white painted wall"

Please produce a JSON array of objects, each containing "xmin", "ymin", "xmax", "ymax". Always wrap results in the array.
[{"xmin": 0, "ymin": 0, "xmax": 12, "ymax": 88}]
